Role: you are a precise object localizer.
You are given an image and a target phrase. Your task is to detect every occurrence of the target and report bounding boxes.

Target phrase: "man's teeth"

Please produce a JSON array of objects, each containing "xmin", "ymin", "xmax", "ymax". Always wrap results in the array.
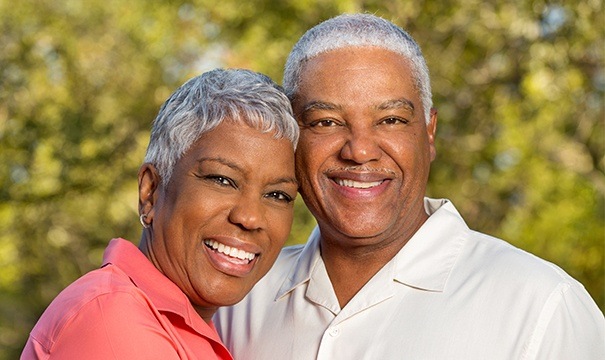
[
  {"xmin": 204, "ymin": 240, "xmax": 256, "ymax": 261},
  {"xmin": 337, "ymin": 179, "xmax": 383, "ymax": 189}
]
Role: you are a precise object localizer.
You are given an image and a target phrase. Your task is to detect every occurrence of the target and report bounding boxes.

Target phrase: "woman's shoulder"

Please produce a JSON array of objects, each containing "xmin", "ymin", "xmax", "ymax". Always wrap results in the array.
[{"xmin": 27, "ymin": 264, "xmax": 153, "ymax": 351}]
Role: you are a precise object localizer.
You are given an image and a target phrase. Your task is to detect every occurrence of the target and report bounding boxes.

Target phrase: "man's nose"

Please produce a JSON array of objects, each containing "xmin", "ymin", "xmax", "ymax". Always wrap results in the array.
[{"xmin": 339, "ymin": 128, "xmax": 381, "ymax": 164}]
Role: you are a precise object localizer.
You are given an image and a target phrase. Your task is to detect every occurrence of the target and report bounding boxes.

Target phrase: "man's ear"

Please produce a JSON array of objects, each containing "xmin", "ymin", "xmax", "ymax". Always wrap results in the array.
[
  {"xmin": 138, "ymin": 163, "xmax": 161, "ymax": 223},
  {"xmin": 427, "ymin": 108, "xmax": 438, "ymax": 162}
]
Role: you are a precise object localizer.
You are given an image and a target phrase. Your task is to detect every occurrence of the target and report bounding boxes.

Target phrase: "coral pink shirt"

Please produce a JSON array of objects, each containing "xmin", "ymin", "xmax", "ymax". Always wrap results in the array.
[{"xmin": 22, "ymin": 238, "xmax": 233, "ymax": 360}]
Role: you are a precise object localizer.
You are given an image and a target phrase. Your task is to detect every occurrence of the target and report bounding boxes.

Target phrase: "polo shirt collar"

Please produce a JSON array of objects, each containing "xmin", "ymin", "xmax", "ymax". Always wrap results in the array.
[
  {"xmin": 102, "ymin": 239, "xmax": 223, "ymax": 343},
  {"xmin": 276, "ymin": 198, "xmax": 468, "ymax": 297}
]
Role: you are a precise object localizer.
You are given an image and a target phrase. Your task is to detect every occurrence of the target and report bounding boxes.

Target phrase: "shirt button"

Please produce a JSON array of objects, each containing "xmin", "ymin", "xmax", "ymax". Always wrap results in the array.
[{"xmin": 328, "ymin": 327, "xmax": 340, "ymax": 337}]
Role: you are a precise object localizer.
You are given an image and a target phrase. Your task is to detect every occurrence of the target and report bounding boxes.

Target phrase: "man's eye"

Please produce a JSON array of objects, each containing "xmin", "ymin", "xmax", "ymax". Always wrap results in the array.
[
  {"xmin": 310, "ymin": 119, "xmax": 338, "ymax": 127},
  {"xmin": 265, "ymin": 191, "xmax": 294, "ymax": 203},
  {"xmin": 380, "ymin": 116, "xmax": 408, "ymax": 125}
]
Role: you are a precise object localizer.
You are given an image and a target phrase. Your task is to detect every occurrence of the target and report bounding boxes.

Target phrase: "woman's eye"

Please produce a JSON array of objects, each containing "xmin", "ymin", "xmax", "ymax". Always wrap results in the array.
[
  {"xmin": 206, "ymin": 175, "xmax": 235, "ymax": 188},
  {"xmin": 265, "ymin": 191, "xmax": 294, "ymax": 203}
]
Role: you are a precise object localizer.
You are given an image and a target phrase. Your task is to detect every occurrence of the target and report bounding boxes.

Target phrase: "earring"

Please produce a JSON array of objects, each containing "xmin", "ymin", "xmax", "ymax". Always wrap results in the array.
[{"xmin": 139, "ymin": 214, "xmax": 150, "ymax": 229}]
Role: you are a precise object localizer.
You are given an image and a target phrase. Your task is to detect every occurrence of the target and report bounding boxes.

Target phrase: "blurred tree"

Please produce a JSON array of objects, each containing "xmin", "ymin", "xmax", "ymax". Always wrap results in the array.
[
  {"xmin": 0, "ymin": 0, "xmax": 217, "ymax": 356},
  {"xmin": 0, "ymin": 0, "xmax": 602, "ymax": 357}
]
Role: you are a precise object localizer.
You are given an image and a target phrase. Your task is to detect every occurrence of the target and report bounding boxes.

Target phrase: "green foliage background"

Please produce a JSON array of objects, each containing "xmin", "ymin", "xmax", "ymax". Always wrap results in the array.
[{"xmin": 0, "ymin": 0, "xmax": 603, "ymax": 357}]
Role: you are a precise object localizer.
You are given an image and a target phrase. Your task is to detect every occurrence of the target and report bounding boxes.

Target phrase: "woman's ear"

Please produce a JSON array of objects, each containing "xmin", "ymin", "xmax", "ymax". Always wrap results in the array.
[{"xmin": 138, "ymin": 163, "xmax": 161, "ymax": 223}]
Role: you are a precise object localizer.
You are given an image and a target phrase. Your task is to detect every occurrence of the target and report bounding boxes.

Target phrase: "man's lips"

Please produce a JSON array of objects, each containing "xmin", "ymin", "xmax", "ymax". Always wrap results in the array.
[
  {"xmin": 335, "ymin": 178, "xmax": 385, "ymax": 189},
  {"xmin": 325, "ymin": 169, "xmax": 394, "ymax": 197},
  {"xmin": 328, "ymin": 169, "xmax": 393, "ymax": 189}
]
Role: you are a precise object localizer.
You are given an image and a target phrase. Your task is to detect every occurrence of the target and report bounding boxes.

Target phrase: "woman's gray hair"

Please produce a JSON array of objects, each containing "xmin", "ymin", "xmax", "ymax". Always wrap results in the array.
[
  {"xmin": 144, "ymin": 68, "xmax": 299, "ymax": 185},
  {"xmin": 283, "ymin": 13, "xmax": 433, "ymax": 123}
]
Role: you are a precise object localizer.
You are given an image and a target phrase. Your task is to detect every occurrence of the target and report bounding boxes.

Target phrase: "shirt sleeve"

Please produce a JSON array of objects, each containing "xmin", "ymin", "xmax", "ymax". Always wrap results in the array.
[
  {"xmin": 27, "ymin": 291, "xmax": 183, "ymax": 360},
  {"xmin": 525, "ymin": 281, "xmax": 605, "ymax": 360}
]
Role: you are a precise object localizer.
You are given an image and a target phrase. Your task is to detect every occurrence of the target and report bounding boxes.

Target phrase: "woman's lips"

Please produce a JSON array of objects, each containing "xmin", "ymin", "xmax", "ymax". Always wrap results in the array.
[
  {"xmin": 204, "ymin": 239, "xmax": 256, "ymax": 262},
  {"xmin": 203, "ymin": 238, "xmax": 260, "ymax": 277}
]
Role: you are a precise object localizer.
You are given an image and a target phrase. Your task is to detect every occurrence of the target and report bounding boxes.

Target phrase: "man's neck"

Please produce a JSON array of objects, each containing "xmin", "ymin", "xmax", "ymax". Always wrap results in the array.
[
  {"xmin": 322, "ymin": 247, "xmax": 390, "ymax": 308},
  {"xmin": 319, "ymin": 210, "xmax": 429, "ymax": 308}
]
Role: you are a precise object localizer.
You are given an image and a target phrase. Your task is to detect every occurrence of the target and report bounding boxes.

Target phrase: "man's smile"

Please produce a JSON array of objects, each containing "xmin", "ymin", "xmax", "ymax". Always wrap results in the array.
[{"xmin": 335, "ymin": 178, "xmax": 384, "ymax": 189}]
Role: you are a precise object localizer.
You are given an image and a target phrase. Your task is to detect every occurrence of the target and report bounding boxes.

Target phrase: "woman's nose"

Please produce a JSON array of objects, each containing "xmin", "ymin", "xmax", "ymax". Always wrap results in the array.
[{"xmin": 228, "ymin": 196, "xmax": 266, "ymax": 231}]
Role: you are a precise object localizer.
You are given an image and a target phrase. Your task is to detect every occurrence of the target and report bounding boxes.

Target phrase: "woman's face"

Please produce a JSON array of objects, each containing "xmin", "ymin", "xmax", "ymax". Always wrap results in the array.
[{"xmin": 139, "ymin": 120, "xmax": 297, "ymax": 321}]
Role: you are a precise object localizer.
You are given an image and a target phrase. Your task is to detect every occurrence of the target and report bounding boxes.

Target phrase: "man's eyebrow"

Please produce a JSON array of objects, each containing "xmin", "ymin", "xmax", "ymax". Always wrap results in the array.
[
  {"xmin": 375, "ymin": 98, "xmax": 415, "ymax": 115},
  {"xmin": 299, "ymin": 99, "xmax": 414, "ymax": 116},
  {"xmin": 301, "ymin": 101, "xmax": 342, "ymax": 114}
]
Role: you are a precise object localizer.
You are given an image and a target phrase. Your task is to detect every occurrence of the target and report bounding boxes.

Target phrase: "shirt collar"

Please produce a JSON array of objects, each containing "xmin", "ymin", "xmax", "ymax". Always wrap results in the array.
[
  {"xmin": 276, "ymin": 198, "xmax": 468, "ymax": 297},
  {"xmin": 276, "ymin": 227, "xmax": 322, "ymax": 299},
  {"xmin": 392, "ymin": 198, "xmax": 468, "ymax": 291},
  {"xmin": 102, "ymin": 238, "xmax": 223, "ymax": 343}
]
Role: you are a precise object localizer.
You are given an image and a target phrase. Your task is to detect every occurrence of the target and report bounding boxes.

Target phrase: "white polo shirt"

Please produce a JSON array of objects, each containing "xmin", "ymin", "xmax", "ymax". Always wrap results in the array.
[{"xmin": 215, "ymin": 198, "xmax": 604, "ymax": 360}]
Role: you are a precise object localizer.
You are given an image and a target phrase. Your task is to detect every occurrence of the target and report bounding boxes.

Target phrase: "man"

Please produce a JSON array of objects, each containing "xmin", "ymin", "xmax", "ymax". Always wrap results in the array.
[{"xmin": 215, "ymin": 14, "xmax": 604, "ymax": 359}]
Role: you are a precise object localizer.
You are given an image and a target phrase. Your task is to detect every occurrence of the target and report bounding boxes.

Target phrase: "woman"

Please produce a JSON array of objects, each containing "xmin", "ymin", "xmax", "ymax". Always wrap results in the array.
[{"xmin": 22, "ymin": 68, "xmax": 299, "ymax": 359}]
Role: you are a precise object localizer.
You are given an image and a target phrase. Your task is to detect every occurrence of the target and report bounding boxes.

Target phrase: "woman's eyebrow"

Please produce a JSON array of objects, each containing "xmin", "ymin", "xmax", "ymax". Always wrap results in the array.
[
  {"xmin": 269, "ymin": 176, "xmax": 299, "ymax": 187},
  {"xmin": 197, "ymin": 157, "xmax": 241, "ymax": 172}
]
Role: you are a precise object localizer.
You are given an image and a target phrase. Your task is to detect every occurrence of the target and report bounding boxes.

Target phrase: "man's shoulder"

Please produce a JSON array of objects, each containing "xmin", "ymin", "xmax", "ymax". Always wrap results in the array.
[
  {"xmin": 460, "ymin": 229, "xmax": 584, "ymax": 294},
  {"xmin": 425, "ymin": 199, "xmax": 581, "ymax": 289}
]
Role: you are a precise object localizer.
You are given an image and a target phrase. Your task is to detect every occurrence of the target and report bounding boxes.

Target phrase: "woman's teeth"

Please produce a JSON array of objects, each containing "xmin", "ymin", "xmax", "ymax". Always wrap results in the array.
[{"xmin": 204, "ymin": 239, "xmax": 256, "ymax": 261}]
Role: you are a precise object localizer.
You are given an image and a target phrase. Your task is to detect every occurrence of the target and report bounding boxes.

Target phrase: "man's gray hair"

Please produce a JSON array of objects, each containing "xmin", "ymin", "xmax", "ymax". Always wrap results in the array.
[
  {"xmin": 283, "ymin": 13, "xmax": 433, "ymax": 123},
  {"xmin": 144, "ymin": 68, "xmax": 299, "ymax": 185}
]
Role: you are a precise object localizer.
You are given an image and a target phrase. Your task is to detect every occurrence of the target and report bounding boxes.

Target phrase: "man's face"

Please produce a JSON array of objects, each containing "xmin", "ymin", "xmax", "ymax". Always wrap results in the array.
[
  {"xmin": 293, "ymin": 47, "xmax": 437, "ymax": 246},
  {"xmin": 141, "ymin": 121, "xmax": 297, "ymax": 316}
]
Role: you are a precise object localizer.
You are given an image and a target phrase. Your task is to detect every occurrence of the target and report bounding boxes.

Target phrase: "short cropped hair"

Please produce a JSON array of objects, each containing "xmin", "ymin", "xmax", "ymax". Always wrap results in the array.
[
  {"xmin": 144, "ymin": 68, "xmax": 298, "ymax": 185},
  {"xmin": 283, "ymin": 13, "xmax": 433, "ymax": 123}
]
